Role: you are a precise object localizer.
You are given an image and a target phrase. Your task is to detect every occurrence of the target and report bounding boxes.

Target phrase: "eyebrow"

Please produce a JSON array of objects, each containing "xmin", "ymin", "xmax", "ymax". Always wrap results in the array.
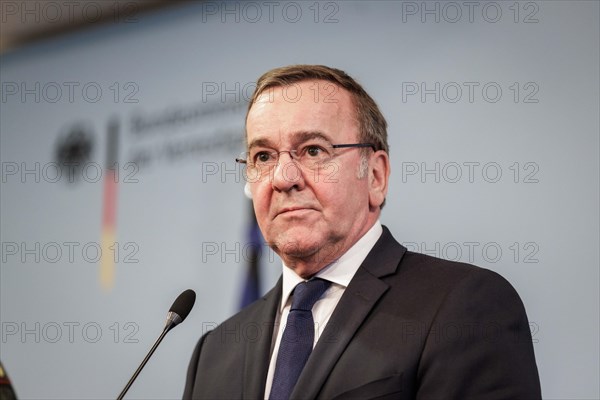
[{"xmin": 247, "ymin": 131, "xmax": 333, "ymax": 150}]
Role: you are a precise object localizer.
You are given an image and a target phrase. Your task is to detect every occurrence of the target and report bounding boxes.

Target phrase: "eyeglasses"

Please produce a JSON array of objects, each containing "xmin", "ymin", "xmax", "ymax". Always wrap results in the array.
[{"xmin": 235, "ymin": 142, "xmax": 375, "ymax": 174}]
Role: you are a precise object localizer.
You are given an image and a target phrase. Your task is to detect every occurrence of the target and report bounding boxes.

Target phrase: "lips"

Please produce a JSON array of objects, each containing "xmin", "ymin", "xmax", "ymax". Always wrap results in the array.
[{"xmin": 275, "ymin": 206, "xmax": 316, "ymax": 218}]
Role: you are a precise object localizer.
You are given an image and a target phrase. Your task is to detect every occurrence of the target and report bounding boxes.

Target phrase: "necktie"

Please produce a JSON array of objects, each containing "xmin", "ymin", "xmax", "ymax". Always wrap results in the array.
[{"xmin": 269, "ymin": 278, "xmax": 331, "ymax": 400}]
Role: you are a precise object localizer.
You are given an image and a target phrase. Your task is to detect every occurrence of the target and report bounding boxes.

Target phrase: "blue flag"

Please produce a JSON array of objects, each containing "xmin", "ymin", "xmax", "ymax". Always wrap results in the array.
[{"xmin": 239, "ymin": 204, "xmax": 262, "ymax": 308}]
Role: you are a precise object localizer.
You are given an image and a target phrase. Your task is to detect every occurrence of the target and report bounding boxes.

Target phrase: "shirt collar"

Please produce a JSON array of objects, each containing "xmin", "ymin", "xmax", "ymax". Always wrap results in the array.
[{"xmin": 280, "ymin": 220, "xmax": 383, "ymax": 311}]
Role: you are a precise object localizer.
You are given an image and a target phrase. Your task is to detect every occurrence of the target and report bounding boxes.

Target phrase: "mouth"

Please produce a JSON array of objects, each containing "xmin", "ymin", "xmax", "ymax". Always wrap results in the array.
[{"xmin": 275, "ymin": 207, "xmax": 315, "ymax": 218}]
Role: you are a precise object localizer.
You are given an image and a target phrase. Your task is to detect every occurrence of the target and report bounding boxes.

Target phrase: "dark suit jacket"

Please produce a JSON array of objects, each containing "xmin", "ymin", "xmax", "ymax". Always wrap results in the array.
[{"xmin": 183, "ymin": 226, "xmax": 541, "ymax": 399}]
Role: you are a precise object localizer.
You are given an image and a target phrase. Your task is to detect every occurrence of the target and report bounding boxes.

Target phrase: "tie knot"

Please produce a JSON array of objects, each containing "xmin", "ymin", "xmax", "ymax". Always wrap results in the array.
[{"xmin": 290, "ymin": 279, "xmax": 331, "ymax": 312}]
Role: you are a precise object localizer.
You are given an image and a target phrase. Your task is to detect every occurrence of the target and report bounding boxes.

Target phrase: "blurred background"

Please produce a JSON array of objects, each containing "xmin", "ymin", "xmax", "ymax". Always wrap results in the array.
[{"xmin": 1, "ymin": 1, "xmax": 598, "ymax": 399}]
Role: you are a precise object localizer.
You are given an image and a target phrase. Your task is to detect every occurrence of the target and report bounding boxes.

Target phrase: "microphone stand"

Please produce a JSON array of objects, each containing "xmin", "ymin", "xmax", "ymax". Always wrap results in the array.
[{"xmin": 116, "ymin": 312, "xmax": 181, "ymax": 400}]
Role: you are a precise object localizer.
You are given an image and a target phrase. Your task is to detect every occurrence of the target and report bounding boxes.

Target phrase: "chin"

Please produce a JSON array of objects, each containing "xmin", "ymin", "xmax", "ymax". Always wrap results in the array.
[{"xmin": 272, "ymin": 228, "xmax": 323, "ymax": 257}]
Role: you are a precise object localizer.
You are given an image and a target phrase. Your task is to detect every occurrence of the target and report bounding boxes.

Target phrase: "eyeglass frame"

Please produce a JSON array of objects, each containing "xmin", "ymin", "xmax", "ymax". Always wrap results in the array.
[{"xmin": 235, "ymin": 143, "xmax": 376, "ymax": 169}]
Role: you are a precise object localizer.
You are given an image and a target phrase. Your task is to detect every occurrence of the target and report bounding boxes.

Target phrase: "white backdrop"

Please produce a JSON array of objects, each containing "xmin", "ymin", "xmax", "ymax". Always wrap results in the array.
[{"xmin": 1, "ymin": 1, "xmax": 598, "ymax": 399}]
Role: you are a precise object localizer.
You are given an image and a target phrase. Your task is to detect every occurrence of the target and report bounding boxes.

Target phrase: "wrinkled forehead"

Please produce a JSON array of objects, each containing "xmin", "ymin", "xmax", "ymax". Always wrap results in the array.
[{"xmin": 245, "ymin": 80, "xmax": 358, "ymax": 145}]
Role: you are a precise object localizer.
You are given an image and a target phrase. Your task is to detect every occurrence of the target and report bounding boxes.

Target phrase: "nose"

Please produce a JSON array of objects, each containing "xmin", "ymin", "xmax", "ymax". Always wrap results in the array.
[{"xmin": 271, "ymin": 152, "xmax": 305, "ymax": 192}]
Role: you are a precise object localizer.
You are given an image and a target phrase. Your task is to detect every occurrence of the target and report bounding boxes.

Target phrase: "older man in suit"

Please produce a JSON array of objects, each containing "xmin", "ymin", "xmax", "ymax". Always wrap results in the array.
[{"xmin": 183, "ymin": 65, "xmax": 541, "ymax": 399}]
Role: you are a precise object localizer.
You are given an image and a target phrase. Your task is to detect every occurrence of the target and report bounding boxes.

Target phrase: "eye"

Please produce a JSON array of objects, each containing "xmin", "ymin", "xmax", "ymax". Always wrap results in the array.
[
  {"xmin": 302, "ymin": 144, "xmax": 328, "ymax": 158},
  {"xmin": 254, "ymin": 151, "xmax": 274, "ymax": 164},
  {"xmin": 306, "ymin": 146, "xmax": 322, "ymax": 157}
]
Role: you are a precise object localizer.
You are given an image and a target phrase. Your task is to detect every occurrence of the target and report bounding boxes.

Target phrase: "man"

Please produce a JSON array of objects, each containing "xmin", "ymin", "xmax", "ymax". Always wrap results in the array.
[{"xmin": 184, "ymin": 65, "xmax": 541, "ymax": 399}]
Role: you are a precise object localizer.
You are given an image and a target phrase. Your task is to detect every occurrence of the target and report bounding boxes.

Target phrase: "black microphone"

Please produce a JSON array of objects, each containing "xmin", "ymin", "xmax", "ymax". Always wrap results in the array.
[{"xmin": 117, "ymin": 289, "xmax": 196, "ymax": 400}]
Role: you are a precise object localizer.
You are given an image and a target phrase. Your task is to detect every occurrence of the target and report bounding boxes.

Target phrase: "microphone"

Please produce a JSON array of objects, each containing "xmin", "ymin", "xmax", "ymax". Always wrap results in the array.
[
  {"xmin": 164, "ymin": 289, "xmax": 196, "ymax": 330},
  {"xmin": 117, "ymin": 289, "xmax": 196, "ymax": 400}
]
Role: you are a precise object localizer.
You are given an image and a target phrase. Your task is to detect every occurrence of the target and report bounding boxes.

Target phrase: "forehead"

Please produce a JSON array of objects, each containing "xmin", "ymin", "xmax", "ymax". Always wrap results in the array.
[{"xmin": 246, "ymin": 80, "xmax": 358, "ymax": 145}]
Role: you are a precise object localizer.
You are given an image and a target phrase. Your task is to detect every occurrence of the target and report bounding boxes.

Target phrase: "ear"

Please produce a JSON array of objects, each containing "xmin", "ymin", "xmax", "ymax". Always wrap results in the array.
[{"xmin": 368, "ymin": 150, "xmax": 390, "ymax": 209}]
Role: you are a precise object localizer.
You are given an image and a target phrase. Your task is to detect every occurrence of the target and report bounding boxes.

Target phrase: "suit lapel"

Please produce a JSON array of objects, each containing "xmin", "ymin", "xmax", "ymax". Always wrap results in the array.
[
  {"xmin": 242, "ymin": 278, "xmax": 282, "ymax": 399},
  {"xmin": 290, "ymin": 268, "xmax": 389, "ymax": 399},
  {"xmin": 290, "ymin": 226, "xmax": 406, "ymax": 400}
]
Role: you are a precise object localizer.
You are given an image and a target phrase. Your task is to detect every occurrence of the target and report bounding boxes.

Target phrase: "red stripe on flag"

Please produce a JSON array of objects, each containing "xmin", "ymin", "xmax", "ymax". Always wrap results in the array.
[{"xmin": 102, "ymin": 170, "xmax": 117, "ymax": 228}]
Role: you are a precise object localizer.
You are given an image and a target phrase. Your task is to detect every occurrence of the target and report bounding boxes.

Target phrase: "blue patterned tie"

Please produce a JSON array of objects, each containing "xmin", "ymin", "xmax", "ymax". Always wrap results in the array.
[{"xmin": 269, "ymin": 278, "xmax": 331, "ymax": 400}]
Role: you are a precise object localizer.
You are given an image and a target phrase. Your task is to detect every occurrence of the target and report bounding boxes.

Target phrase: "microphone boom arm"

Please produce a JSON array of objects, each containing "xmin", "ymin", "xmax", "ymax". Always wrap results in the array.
[
  {"xmin": 116, "ymin": 325, "xmax": 169, "ymax": 400},
  {"xmin": 116, "ymin": 289, "xmax": 195, "ymax": 400}
]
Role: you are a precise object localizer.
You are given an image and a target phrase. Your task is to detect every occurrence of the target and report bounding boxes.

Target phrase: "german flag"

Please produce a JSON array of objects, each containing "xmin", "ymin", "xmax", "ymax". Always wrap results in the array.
[{"xmin": 100, "ymin": 119, "xmax": 119, "ymax": 291}]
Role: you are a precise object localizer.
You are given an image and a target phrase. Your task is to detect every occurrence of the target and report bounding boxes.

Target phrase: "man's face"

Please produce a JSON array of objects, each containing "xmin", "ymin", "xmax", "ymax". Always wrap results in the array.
[{"xmin": 246, "ymin": 80, "xmax": 385, "ymax": 277}]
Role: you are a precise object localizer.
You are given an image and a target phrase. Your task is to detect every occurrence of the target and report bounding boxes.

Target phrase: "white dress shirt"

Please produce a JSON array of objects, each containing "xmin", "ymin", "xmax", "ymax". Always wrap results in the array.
[{"xmin": 264, "ymin": 221, "xmax": 383, "ymax": 399}]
